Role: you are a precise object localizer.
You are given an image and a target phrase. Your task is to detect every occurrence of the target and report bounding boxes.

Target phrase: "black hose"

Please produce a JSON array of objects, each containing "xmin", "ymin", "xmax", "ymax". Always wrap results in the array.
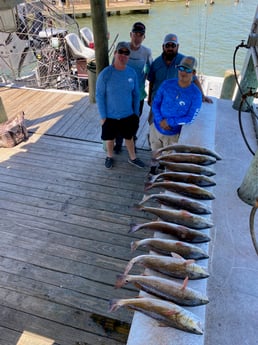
[
  {"xmin": 249, "ymin": 199, "xmax": 258, "ymax": 255},
  {"xmin": 233, "ymin": 42, "xmax": 257, "ymax": 156}
]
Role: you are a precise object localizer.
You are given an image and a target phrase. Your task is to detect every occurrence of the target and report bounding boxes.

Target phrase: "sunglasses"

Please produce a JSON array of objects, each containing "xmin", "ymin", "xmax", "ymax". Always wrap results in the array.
[
  {"xmin": 132, "ymin": 32, "xmax": 145, "ymax": 37},
  {"xmin": 165, "ymin": 43, "xmax": 177, "ymax": 49},
  {"xmin": 178, "ymin": 66, "xmax": 193, "ymax": 73},
  {"xmin": 118, "ymin": 49, "xmax": 130, "ymax": 56}
]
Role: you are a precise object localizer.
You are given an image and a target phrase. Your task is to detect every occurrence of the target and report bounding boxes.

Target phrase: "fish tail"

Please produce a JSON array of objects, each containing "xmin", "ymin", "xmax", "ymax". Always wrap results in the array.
[
  {"xmin": 152, "ymin": 149, "xmax": 160, "ymax": 157},
  {"xmin": 130, "ymin": 240, "xmax": 138, "ymax": 252},
  {"xmin": 108, "ymin": 299, "xmax": 121, "ymax": 312},
  {"xmin": 115, "ymin": 274, "xmax": 127, "ymax": 289},
  {"xmin": 138, "ymin": 194, "xmax": 151, "ymax": 205},
  {"xmin": 128, "ymin": 223, "xmax": 139, "ymax": 233},
  {"xmin": 124, "ymin": 259, "xmax": 134, "ymax": 275},
  {"xmin": 181, "ymin": 276, "xmax": 189, "ymax": 290},
  {"xmin": 134, "ymin": 203, "xmax": 143, "ymax": 211},
  {"xmin": 144, "ymin": 182, "xmax": 152, "ymax": 191}
]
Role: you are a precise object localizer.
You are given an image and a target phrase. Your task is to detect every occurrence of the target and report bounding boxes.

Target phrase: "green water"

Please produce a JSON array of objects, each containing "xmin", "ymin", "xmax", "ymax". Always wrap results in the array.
[{"xmin": 77, "ymin": 0, "xmax": 257, "ymax": 77}]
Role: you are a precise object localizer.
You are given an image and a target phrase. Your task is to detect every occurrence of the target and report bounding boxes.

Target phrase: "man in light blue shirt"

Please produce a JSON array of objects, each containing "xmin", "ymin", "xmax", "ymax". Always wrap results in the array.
[{"xmin": 96, "ymin": 41, "xmax": 145, "ymax": 169}]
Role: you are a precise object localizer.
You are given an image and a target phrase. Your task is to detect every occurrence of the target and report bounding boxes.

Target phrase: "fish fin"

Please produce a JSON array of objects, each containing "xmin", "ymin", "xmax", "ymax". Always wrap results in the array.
[
  {"xmin": 158, "ymin": 322, "xmax": 170, "ymax": 327},
  {"xmin": 108, "ymin": 299, "xmax": 120, "ymax": 312},
  {"xmin": 139, "ymin": 194, "xmax": 151, "ymax": 205},
  {"xmin": 114, "ymin": 274, "xmax": 127, "ymax": 289},
  {"xmin": 175, "ymin": 241, "xmax": 187, "ymax": 247},
  {"xmin": 133, "ymin": 282, "xmax": 142, "ymax": 290},
  {"xmin": 185, "ymin": 259, "xmax": 195, "ymax": 266},
  {"xmin": 181, "ymin": 276, "xmax": 189, "ymax": 290},
  {"xmin": 171, "ymin": 252, "xmax": 184, "ymax": 259},
  {"xmin": 165, "ymin": 310, "xmax": 179, "ymax": 316},
  {"xmin": 130, "ymin": 240, "xmax": 138, "ymax": 252},
  {"xmin": 133, "ymin": 203, "xmax": 142, "ymax": 210}
]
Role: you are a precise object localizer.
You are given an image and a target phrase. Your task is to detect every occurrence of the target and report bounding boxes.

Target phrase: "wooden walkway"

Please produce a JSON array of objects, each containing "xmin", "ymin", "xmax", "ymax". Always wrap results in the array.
[
  {"xmin": 0, "ymin": 87, "xmax": 150, "ymax": 150},
  {"xmin": 0, "ymin": 87, "xmax": 152, "ymax": 345}
]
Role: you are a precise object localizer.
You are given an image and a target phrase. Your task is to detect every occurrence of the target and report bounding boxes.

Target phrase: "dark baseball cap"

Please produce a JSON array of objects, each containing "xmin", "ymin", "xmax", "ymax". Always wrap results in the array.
[{"xmin": 132, "ymin": 22, "xmax": 146, "ymax": 34}]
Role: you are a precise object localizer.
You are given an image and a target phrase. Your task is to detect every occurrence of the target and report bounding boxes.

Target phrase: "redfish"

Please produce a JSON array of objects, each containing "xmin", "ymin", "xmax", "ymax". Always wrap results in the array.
[
  {"xmin": 149, "ymin": 171, "xmax": 216, "ymax": 187},
  {"xmin": 124, "ymin": 254, "xmax": 209, "ymax": 279},
  {"xmin": 115, "ymin": 274, "xmax": 209, "ymax": 306},
  {"xmin": 131, "ymin": 238, "xmax": 209, "ymax": 260},
  {"xmin": 109, "ymin": 297, "xmax": 203, "ymax": 334},
  {"xmin": 139, "ymin": 193, "xmax": 212, "ymax": 214},
  {"xmin": 129, "ymin": 221, "xmax": 211, "ymax": 243},
  {"xmin": 155, "ymin": 153, "xmax": 217, "ymax": 165},
  {"xmin": 154, "ymin": 144, "xmax": 222, "ymax": 160},
  {"xmin": 158, "ymin": 160, "xmax": 215, "ymax": 176},
  {"xmin": 144, "ymin": 181, "xmax": 216, "ymax": 200},
  {"xmin": 135, "ymin": 204, "xmax": 213, "ymax": 229}
]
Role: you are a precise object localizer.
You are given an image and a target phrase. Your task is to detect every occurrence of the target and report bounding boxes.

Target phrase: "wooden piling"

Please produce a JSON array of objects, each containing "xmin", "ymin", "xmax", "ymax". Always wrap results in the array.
[
  {"xmin": 220, "ymin": 69, "xmax": 239, "ymax": 100},
  {"xmin": 237, "ymin": 150, "xmax": 258, "ymax": 206},
  {"xmin": 0, "ymin": 97, "xmax": 8, "ymax": 123}
]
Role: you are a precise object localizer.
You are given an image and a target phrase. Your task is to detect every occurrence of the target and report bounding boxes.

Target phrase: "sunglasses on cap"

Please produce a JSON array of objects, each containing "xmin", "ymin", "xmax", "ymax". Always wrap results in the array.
[
  {"xmin": 118, "ymin": 49, "xmax": 130, "ymax": 56},
  {"xmin": 178, "ymin": 66, "xmax": 193, "ymax": 73},
  {"xmin": 165, "ymin": 42, "xmax": 177, "ymax": 48}
]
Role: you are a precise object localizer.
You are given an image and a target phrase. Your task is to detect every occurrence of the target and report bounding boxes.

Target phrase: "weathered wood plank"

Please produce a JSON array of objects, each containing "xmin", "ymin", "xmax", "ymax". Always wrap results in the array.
[
  {"xmin": 0, "ymin": 113, "xmax": 151, "ymax": 344},
  {"xmin": 0, "ymin": 86, "xmax": 150, "ymax": 150},
  {"xmin": 0, "ymin": 302, "xmax": 127, "ymax": 345}
]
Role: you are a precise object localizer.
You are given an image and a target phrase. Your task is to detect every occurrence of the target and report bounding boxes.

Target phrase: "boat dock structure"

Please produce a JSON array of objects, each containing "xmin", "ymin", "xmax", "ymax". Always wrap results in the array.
[
  {"xmin": 55, "ymin": 0, "xmax": 151, "ymax": 16},
  {"xmin": 0, "ymin": 74, "xmax": 257, "ymax": 345}
]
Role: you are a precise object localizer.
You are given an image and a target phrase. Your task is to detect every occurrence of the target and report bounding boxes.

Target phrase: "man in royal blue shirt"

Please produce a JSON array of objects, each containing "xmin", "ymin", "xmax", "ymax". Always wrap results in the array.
[
  {"xmin": 147, "ymin": 33, "xmax": 212, "ymax": 125},
  {"xmin": 149, "ymin": 56, "xmax": 202, "ymax": 173}
]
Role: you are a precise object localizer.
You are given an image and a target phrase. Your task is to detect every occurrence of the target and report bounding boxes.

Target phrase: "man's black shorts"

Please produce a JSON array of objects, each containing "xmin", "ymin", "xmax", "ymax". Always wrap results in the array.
[{"xmin": 101, "ymin": 114, "xmax": 139, "ymax": 141}]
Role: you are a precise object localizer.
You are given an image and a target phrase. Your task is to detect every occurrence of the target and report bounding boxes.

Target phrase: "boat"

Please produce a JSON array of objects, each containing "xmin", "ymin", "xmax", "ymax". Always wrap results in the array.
[{"xmin": 0, "ymin": 0, "xmax": 95, "ymax": 92}]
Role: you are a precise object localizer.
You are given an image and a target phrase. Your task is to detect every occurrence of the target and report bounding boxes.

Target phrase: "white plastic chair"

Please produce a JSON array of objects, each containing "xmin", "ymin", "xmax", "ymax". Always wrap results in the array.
[
  {"xmin": 65, "ymin": 32, "xmax": 95, "ymax": 60},
  {"xmin": 80, "ymin": 27, "xmax": 94, "ymax": 49}
]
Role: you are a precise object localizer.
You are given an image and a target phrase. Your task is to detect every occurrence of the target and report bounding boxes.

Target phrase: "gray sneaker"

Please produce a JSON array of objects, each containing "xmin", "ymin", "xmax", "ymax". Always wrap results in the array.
[
  {"xmin": 128, "ymin": 158, "xmax": 145, "ymax": 168},
  {"xmin": 105, "ymin": 157, "xmax": 113, "ymax": 169}
]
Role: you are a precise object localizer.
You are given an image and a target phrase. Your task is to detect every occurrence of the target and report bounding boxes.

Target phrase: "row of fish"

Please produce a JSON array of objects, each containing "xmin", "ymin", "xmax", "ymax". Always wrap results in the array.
[{"xmin": 109, "ymin": 144, "xmax": 221, "ymax": 336}]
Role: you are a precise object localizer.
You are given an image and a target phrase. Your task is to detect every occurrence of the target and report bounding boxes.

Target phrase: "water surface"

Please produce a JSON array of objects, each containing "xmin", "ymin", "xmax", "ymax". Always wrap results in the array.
[{"xmin": 77, "ymin": 0, "xmax": 257, "ymax": 77}]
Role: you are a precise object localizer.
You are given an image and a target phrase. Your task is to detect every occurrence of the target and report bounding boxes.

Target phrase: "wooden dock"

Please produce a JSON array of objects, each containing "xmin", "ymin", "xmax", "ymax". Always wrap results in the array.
[
  {"xmin": 0, "ymin": 77, "xmax": 223, "ymax": 344},
  {"xmin": 0, "ymin": 86, "xmax": 152, "ymax": 345},
  {"xmin": 58, "ymin": 0, "xmax": 151, "ymax": 17}
]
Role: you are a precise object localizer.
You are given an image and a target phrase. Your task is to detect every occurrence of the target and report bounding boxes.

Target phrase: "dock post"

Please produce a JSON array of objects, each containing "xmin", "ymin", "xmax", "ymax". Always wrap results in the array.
[
  {"xmin": 220, "ymin": 69, "xmax": 239, "ymax": 100},
  {"xmin": 237, "ymin": 149, "xmax": 258, "ymax": 206},
  {"xmin": 0, "ymin": 97, "xmax": 8, "ymax": 123}
]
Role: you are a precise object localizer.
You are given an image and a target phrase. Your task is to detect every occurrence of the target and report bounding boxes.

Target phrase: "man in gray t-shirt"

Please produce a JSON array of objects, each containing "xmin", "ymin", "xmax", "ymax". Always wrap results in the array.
[{"xmin": 114, "ymin": 22, "xmax": 152, "ymax": 153}]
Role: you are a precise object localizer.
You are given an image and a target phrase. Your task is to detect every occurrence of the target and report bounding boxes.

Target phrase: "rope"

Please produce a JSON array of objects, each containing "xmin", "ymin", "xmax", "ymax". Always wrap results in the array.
[{"xmin": 196, "ymin": 0, "xmax": 209, "ymax": 78}]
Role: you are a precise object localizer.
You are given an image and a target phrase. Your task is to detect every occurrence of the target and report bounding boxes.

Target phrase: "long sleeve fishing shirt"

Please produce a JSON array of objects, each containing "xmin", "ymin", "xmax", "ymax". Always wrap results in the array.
[
  {"xmin": 152, "ymin": 78, "xmax": 202, "ymax": 136},
  {"xmin": 147, "ymin": 52, "xmax": 198, "ymax": 101},
  {"xmin": 96, "ymin": 65, "xmax": 140, "ymax": 120}
]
